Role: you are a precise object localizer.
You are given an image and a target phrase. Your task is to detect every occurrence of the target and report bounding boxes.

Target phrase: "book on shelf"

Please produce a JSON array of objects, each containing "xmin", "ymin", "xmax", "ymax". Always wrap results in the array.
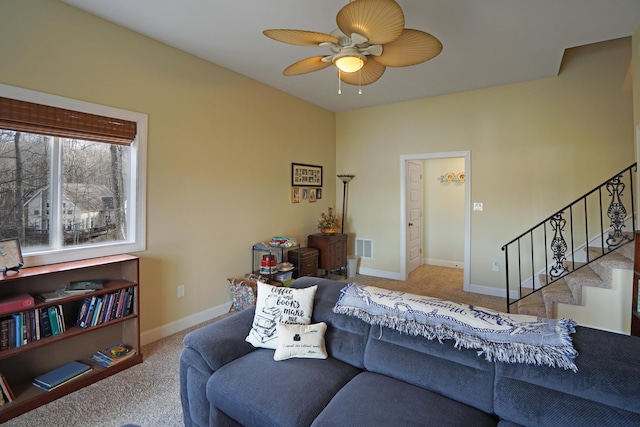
[
  {"xmin": 0, "ymin": 293, "xmax": 34, "ymax": 317},
  {"xmin": 89, "ymin": 342, "xmax": 137, "ymax": 367},
  {"xmin": 38, "ymin": 308, "xmax": 52, "ymax": 338},
  {"xmin": 0, "ymin": 373, "xmax": 14, "ymax": 402},
  {"xmin": 32, "ymin": 360, "xmax": 91, "ymax": 392},
  {"xmin": 66, "ymin": 280, "xmax": 104, "ymax": 292},
  {"xmin": 37, "ymin": 287, "xmax": 95, "ymax": 302}
]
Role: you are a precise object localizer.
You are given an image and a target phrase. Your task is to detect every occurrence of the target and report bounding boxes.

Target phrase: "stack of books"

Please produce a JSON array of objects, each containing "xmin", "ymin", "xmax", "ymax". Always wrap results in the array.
[
  {"xmin": 32, "ymin": 360, "xmax": 92, "ymax": 392},
  {"xmin": 89, "ymin": 342, "xmax": 137, "ymax": 368}
]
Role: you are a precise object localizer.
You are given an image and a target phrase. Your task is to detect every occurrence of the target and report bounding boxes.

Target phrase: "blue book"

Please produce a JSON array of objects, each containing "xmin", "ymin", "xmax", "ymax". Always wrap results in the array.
[{"xmin": 33, "ymin": 361, "xmax": 91, "ymax": 389}]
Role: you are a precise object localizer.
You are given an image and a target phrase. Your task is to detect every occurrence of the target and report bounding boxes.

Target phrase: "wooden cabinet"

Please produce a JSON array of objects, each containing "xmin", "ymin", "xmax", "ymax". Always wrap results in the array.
[
  {"xmin": 287, "ymin": 247, "xmax": 319, "ymax": 278},
  {"xmin": 0, "ymin": 254, "xmax": 141, "ymax": 422},
  {"xmin": 632, "ymin": 231, "xmax": 640, "ymax": 337},
  {"xmin": 308, "ymin": 233, "xmax": 347, "ymax": 277}
]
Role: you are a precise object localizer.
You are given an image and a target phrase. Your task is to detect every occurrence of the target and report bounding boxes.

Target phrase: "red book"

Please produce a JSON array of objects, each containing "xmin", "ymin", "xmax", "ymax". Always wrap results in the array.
[{"xmin": 0, "ymin": 293, "xmax": 35, "ymax": 316}]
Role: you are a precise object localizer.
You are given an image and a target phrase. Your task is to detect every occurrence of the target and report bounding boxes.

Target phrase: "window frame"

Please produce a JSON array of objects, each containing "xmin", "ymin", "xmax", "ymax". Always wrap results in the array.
[{"xmin": 0, "ymin": 83, "xmax": 147, "ymax": 266}]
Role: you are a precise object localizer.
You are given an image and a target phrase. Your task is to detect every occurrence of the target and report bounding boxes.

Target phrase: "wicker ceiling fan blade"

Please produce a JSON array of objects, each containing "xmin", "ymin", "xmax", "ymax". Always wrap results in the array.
[
  {"xmin": 336, "ymin": 0, "xmax": 404, "ymax": 45},
  {"xmin": 263, "ymin": 29, "xmax": 339, "ymax": 46},
  {"xmin": 375, "ymin": 29, "xmax": 443, "ymax": 67},
  {"xmin": 283, "ymin": 57, "xmax": 333, "ymax": 76},
  {"xmin": 339, "ymin": 59, "xmax": 386, "ymax": 86}
]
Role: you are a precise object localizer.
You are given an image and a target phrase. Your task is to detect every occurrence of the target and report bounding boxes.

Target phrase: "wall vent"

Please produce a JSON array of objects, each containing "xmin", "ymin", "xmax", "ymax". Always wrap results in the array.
[{"xmin": 355, "ymin": 238, "xmax": 373, "ymax": 259}]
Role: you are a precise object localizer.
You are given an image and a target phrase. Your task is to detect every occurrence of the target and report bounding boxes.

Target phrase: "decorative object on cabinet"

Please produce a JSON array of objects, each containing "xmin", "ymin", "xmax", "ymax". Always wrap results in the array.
[
  {"xmin": 317, "ymin": 207, "xmax": 340, "ymax": 235},
  {"xmin": 337, "ymin": 175, "xmax": 355, "ymax": 233},
  {"xmin": 308, "ymin": 233, "xmax": 347, "ymax": 278},
  {"xmin": 291, "ymin": 163, "xmax": 323, "ymax": 187},
  {"xmin": 0, "ymin": 239, "xmax": 23, "ymax": 276},
  {"xmin": 0, "ymin": 254, "xmax": 141, "ymax": 423}
]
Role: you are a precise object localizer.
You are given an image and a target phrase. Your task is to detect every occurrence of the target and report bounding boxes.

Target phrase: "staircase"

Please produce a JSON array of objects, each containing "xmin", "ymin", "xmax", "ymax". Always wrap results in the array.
[
  {"xmin": 515, "ymin": 237, "xmax": 634, "ymax": 318},
  {"xmin": 502, "ymin": 164, "xmax": 637, "ymax": 320}
]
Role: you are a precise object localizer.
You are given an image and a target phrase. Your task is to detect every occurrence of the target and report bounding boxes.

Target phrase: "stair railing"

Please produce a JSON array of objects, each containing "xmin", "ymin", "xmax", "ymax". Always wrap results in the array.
[{"xmin": 502, "ymin": 163, "xmax": 637, "ymax": 313}]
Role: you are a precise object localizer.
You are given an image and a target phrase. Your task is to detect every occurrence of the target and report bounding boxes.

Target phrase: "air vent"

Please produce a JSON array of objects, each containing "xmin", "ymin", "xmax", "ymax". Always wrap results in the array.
[{"xmin": 355, "ymin": 238, "xmax": 373, "ymax": 259}]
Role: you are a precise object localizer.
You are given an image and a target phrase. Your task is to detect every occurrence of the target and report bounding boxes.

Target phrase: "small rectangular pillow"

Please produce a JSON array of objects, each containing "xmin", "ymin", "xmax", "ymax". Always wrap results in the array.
[
  {"xmin": 274, "ymin": 322, "xmax": 328, "ymax": 361},
  {"xmin": 246, "ymin": 281, "xmax": 318, "ymax": 349}
]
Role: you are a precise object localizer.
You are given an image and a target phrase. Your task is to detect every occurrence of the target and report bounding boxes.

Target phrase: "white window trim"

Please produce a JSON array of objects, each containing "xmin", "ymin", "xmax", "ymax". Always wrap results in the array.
[{"xmin": 0, "ymin": 84, "xmax": 147, "ymax": 267}]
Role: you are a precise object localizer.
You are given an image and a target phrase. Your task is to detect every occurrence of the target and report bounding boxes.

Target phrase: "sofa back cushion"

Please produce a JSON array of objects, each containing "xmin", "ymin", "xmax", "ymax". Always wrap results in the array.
[
  {"xmin": 290, "ymin": 278, "xmax": 370, "ymax": 369},
  {"xmin": 494, "ymin": 326, "xmax": 640, "ymax": 426},
  {"xmin": 364, "ymin": 326, "xmax": 495, "ymax": 414}
]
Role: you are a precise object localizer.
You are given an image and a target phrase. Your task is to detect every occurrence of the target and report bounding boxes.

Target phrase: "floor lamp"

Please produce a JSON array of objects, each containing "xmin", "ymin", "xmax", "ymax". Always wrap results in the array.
[{"xmin": 337, "ymin": 174, "xmax": 355, "ymax": 233}]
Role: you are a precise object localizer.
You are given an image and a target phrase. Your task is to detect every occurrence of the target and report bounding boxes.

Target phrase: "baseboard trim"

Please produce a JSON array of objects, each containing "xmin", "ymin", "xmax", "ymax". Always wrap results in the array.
[
  {"xmin": 424, "ymin": 259, "xmax": 464, "ymax": 269},
  {"xmin": 140, "ymin": 301, "xmax": 231, "ymax": 346},
  {"xmin": 357, "ymin": 267, "xmax": 404, "ymax": 281}
]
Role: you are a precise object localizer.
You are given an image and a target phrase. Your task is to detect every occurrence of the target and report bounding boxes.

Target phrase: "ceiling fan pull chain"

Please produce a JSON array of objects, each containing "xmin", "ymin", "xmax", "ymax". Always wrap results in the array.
[{"xmin": 338, "ymin": 71, "xmax": 342, "ymax": 94}]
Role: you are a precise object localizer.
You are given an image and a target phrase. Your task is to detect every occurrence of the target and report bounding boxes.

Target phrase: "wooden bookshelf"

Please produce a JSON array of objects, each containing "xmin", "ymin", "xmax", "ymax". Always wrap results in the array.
[{"xmin": 0, "ymin": 254, "xmax": 141, "ymax": 422}]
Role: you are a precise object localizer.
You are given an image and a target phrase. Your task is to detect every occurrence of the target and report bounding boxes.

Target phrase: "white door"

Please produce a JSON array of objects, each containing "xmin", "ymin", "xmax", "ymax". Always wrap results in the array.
[{"xmin": 406, "ymin": 160, "xmax": 423, "ymax": 274}]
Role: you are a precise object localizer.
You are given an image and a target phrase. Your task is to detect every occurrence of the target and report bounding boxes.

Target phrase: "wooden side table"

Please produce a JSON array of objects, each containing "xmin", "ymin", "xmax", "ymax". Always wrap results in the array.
[{"xmin": 308, "ymin": 233, "xmax": 347, "ymax": 278}]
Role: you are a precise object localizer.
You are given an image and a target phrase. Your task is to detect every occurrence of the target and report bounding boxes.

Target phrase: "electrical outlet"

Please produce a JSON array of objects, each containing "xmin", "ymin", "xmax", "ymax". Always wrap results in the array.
[
  {"xmin": 473, "ymin": 202, "xmax": 483, "ymax": 211},
  {"xmin": 492, "ymin": 261, "xmax": 500, "ymax": 272},
  {"xmin": 177, "ymin": 285, "xmax": 185, "ymax": 298}
]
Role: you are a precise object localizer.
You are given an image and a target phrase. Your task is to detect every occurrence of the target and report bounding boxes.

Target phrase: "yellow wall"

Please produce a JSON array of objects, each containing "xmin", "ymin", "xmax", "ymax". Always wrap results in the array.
[
  {"xmin": 424, "ymin": 158, "xmax": 465, "ymax": 266},
  {"xmin": 337, "ymin": 37, "xmax": 634, "ymax": 291},
  {"xmin": 0, "ymin": 0, "xmax": 336, "ymax": 334}
]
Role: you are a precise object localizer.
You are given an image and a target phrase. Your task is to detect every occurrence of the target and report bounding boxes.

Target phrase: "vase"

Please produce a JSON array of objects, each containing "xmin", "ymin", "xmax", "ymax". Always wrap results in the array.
[{"xmin": 321, "ymin": 228, "xmax": 339, "ymax": 235}]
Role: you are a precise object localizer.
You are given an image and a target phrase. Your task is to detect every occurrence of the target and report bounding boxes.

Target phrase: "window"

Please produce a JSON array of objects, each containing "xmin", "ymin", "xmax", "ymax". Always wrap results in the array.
[{"xmin": 0, "ymin": 84, "xmax": 147, "ymax": 266}]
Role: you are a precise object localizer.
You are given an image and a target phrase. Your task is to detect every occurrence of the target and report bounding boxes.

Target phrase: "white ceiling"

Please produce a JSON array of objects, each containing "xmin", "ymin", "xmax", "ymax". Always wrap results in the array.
[{"xmin": 60, "ymin": 0, "xmax": 640, "ymax": 113}]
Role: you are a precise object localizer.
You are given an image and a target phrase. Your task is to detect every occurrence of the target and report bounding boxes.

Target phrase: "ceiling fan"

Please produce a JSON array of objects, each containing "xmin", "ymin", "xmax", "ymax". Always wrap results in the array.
[{"xmin": 263, "ymin": 0, "xmax": 443, "ymax": 86}]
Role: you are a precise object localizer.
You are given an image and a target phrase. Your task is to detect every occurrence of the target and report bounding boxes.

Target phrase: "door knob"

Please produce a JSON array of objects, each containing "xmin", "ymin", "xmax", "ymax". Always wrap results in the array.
[{"xmin": 408, "ymin": 222, "xmax": 413, "ymax": 227}]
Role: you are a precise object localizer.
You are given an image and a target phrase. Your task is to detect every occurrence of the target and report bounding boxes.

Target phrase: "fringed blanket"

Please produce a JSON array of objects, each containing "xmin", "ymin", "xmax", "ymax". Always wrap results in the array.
[{"xmin": 333, "ymin": 283, "xmax": 578, "ymax": 372}]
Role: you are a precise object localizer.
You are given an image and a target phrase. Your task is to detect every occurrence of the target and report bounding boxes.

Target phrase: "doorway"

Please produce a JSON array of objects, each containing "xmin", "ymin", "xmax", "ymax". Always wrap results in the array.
[{"xmin": 399, "ymin": 151, "xmax": 471, "ymax": 291}]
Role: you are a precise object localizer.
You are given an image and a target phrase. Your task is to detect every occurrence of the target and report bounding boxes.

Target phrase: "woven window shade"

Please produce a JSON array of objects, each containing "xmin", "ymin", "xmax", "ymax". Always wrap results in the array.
[{"xmin": 0, "ymin": 97, "xmax": 136, "ymax": 145}]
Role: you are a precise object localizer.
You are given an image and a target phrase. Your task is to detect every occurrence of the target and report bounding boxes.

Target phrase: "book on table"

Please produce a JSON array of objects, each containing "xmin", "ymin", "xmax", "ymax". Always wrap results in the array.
[{"xmin": 32, "ymin": 361, "xmax": 91, "ymax": 391}]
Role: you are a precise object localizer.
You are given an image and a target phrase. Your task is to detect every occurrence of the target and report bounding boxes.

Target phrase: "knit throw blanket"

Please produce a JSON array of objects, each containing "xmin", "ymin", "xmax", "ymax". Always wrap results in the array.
[{"xmin": 333, "ymin": 283, "xmax": 578, "ymax": 372}]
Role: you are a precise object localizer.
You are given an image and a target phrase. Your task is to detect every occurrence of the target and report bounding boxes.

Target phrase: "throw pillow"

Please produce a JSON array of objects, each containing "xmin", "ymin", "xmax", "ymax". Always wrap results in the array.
[
  {"xmin": 245, "ymin": 281, "xmax": 317, "ymax": 349},
  {"xmin": 273, "ymin": 322, "xmax": 328, "ymax": 361}
]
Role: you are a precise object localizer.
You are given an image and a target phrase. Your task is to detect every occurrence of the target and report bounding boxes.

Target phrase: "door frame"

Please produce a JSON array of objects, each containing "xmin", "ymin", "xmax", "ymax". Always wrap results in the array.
[{"xmin": 399, "ymin": 151, "xmax": 471, "ymax": 291}]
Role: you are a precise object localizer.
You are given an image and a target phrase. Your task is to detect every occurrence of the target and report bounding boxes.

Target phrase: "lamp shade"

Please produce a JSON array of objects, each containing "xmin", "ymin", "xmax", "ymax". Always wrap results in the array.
[{"xmin": 335, "ymin": 56, "xmax": 364, "ymax": 73}]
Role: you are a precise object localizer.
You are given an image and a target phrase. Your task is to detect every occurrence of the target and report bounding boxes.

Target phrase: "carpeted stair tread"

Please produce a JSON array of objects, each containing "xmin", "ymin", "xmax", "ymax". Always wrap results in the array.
[
  {"xmin": 563, "ymin": 266, "xmax": 605, "ymax": 304},
  {"xmin": 516, "ymin": 290, "xmax": 546, "ymax": 318},
  {"xmin": 616, "ymin": 239, "xmax": 635, "ymax": 261},
  {"xmin": 587, "ymin": 248, "xmax": 633, "ymax": 286},
  {"xmin": 539, "ymin": 278, "xmax": 576, "ymax": 317}
]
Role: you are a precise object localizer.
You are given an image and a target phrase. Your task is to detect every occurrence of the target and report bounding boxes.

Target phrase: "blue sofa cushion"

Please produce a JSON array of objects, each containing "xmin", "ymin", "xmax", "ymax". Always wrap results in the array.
[
  {"xmin": 207, "ymin": 348, "xmax": 361, "ymax": 427},
  {"xmin": 182, "ymin": 307, "xmax": 257, "ymax": 372},
  {"xmin": 291, "ymin": 277, "xmax": 371, "ymax": 368},
  {"xmin": 311, "ymin": 372, "xmax": 498, "ymax": 427},
  {"xmin": 494, "ymin": 326, "xmax": 640, "ymax": 426},
  {"xmin": 364, "ymin": 325, "xmax": 495, "ymax": 413}
]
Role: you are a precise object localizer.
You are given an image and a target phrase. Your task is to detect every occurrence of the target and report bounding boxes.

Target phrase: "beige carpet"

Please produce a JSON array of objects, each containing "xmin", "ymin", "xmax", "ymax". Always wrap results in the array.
[
  {"xmin": 5, "ymin": 265, "xmax": 505, "ymax": 426},
  {"xmin": 343, "ymin": 264, "xmax": 506, "ymax": 312}
]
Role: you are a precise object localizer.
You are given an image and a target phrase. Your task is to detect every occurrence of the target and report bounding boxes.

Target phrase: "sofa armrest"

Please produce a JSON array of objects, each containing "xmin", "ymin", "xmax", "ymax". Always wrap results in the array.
[{"xmin": 183, "ymin": 307, "xmax": 257, "ymax": 371}]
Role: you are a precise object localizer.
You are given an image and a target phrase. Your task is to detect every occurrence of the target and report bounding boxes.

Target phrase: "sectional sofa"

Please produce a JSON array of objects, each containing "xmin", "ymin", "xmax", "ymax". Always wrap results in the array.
[{"xmin": 179, "ymin": 276, "xmax": 640, "ymax": 426}]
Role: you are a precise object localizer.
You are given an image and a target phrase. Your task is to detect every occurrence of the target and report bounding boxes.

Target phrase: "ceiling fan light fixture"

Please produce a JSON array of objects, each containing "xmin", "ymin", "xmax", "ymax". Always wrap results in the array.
[{"xmin": 333, "ymin": 51, "xmax": 365, "ymax": 73}]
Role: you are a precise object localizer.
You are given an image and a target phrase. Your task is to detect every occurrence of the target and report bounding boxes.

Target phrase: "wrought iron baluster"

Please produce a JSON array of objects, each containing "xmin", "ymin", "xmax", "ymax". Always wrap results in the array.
[
  {"xmin": 605, "ymin": 175, "xmax": 629, "ymax": 249},
  {"xmin": 549, "ymin": 212, "xmax": 568, "ymax": 278}
]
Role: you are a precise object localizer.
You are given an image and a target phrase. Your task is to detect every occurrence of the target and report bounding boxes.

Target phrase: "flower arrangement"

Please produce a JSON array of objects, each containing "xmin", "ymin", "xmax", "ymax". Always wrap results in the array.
[{"xmin": 317, "ymin": 206, "xmax": 340, "ymax": 234}]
